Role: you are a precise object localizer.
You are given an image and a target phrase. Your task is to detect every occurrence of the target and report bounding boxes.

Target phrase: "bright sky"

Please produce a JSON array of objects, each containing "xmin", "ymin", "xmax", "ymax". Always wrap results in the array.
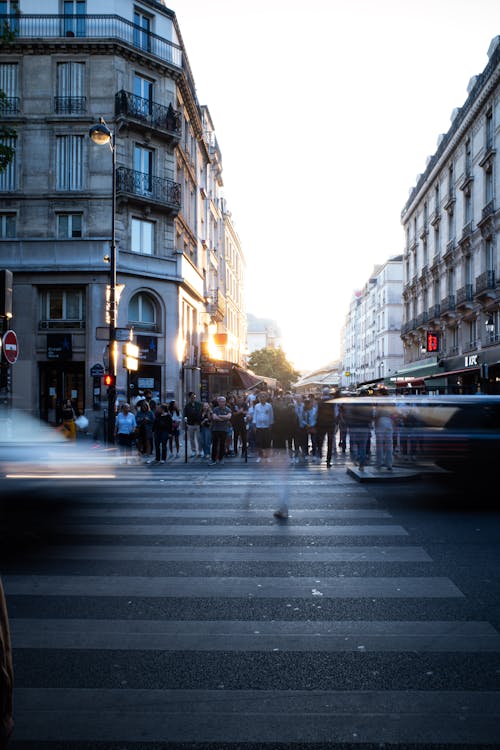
[{"xmin": 174, "ymin": 0, "xmax": 500, "ymax": 372}]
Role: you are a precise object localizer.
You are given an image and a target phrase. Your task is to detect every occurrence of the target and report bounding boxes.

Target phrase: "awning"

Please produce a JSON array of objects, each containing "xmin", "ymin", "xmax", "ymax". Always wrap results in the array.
[
  {"xmin": 393, "ymin": 359, "xmax": 441, "ymax": 378},
  {"xmin": 231, "ymin": 365, "xmax": 266, "ymax": 390},
  {"xmin": 425, "ymin": 366, "xmax": 479, "ymax": 380}
]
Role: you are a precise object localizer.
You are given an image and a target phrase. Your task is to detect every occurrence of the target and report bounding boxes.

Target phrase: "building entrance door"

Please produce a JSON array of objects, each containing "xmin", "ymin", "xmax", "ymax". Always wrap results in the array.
[{"xmin": 39, "ymin": 362, "xmax": 85, "ymax": 424}]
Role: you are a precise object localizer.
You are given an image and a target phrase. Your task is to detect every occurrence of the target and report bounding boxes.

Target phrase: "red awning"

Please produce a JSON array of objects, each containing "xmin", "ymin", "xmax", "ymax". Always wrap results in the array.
[{"xmin": 231, "ymin": 366, "xmax": 264, "ymax": 390}]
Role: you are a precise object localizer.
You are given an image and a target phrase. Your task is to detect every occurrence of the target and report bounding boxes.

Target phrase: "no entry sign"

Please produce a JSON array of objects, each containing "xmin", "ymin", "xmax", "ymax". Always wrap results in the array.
[{"xmin": 2, "ymin": 330, "xmax": 19, "ymax": 364}]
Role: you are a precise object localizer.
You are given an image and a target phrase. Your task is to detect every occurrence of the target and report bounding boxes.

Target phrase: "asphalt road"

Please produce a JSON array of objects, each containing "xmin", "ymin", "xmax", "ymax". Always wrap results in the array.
[{"xmin": 1, "ymin": 455, "xmax": 499, "ymax": 749}]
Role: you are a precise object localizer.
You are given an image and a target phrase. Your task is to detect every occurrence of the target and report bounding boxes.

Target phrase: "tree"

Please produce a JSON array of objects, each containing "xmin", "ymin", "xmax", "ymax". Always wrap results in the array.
[{"xmin": 248, "ymin": 347, "xmax": 300, "ymax": 392}]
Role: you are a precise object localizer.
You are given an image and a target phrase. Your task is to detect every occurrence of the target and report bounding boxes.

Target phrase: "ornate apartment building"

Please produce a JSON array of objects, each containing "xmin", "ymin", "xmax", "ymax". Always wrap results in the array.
[
  {"xmin": 399, "ymin": 35, "xmax": 499, "ymax": 394},
  {"xmin": 339, "ymin": 257, "xmax": 404, "ymax": 391},
  {"xmin": 0, "ymin": 0, "xmax": 249, "ymax": 431}
]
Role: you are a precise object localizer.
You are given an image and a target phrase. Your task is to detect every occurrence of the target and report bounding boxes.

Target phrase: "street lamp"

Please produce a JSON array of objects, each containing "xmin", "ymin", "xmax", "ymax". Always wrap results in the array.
[{"xmin": 89, "ymin": 117, "xmax": 117, "ymax": 444}]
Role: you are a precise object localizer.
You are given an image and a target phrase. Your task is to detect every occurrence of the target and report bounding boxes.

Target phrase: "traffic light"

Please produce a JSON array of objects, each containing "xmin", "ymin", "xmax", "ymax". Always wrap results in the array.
[{"xmin": 103, "ymin": 373, "xmax": 116, "ymax": 387}]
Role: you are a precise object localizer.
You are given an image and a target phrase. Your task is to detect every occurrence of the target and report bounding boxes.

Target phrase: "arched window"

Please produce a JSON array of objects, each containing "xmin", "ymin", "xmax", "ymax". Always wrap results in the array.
[{"xmin": 128, "ymin": 292, "xmax": 158, "ymax": 331}]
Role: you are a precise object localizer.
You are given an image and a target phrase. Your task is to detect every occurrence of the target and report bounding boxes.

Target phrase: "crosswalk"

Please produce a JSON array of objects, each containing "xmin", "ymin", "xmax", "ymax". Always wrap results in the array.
[{"xmin": 3, "ymin": 462, "xmax": 500, "ymax": 746}]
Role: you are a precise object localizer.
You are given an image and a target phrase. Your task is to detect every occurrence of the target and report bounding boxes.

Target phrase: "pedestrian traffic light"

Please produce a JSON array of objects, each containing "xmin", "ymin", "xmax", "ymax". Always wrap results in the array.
[{"xmin": 103, "ymin": 373, "xmax": 116, "ymax": 387}]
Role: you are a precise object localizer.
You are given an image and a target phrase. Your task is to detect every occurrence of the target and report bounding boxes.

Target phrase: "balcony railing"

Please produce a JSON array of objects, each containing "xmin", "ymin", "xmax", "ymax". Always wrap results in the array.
[
  {"xmin": 456, "ymin": 284, "xmax": 474, "ymax": 306},
  {"xmin": 429, "ymin": 304, "xmax": 441, "ymax": 319},
  {"xmin": 54, "ymin": 96, "xmax": 87, "ymax": 114},
  {"xmin": 475, "ymin": 269, "xmax": 496, "ymax": 295},
  {"xmin": 116, "ymin": 167, "xmax": 181, "ymax": 211},
  {"xmin": 207, "ymin": 289, "xmax": 226, "ymax": 322},
  {"xmin": 0, "ymin": 96, "xmax": 19, "ymax": 114},
  {"xmin": 0, "ymin": 14, "xmax": 182, "ymax": 69},
  {"xmin": 440, "ymin": 295, "xmax": 456, "ymax": 314},
  {"xmin": 115, "ymin": 90, "xmax": 181, "ymax": 139}
]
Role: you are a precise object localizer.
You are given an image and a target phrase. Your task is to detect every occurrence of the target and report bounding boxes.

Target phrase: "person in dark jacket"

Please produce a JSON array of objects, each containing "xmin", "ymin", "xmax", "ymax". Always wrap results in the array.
[
  {"xmin": 183, "ymin": 392, "xmax": 203, "ymax": 457},
  {"xmin": 150, "ymin": 403, "xmax": 172, "ymax": 464},
  {"xmin": 315, "ymin": 388, "xmax": 338, "ymax": 468}
]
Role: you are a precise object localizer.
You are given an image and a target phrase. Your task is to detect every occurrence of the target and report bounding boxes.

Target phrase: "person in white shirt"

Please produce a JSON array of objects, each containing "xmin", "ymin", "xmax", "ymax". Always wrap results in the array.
[{"xmin": 252, "ymin": 391, "xmax": 274, "ymax": 463}]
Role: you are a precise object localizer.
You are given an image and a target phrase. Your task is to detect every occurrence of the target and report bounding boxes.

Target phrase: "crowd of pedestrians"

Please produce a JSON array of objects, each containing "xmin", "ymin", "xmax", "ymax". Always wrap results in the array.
[{"xmin": 111, "ymin": 386, "xmax": 420, "ymax": 473}]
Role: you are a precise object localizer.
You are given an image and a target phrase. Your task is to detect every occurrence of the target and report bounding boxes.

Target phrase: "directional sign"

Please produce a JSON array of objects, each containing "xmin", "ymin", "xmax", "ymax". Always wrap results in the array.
[{"xmin": 2, "ymin": 330, "xmax": 19, "ymax": 364}]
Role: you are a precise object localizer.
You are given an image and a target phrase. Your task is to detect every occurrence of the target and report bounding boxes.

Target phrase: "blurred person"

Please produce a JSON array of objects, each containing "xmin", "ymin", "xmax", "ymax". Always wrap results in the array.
[
  {"xmin": 253, "ymin": 391, "xmax": 274, "ymax": 463},
  {"xmin": 168, "ymin": 401, "xmax": 182, "ymax": 459},
  {"xmin": 315, "ymin": 387, "xmax": 338, "ymax": 468},
  {"xmin": 345, "ymin": 400, "xmax": 373, "ymax": 471},
  {"xmin": 0, "ymin": 577, "xmax": 13, "ymax": 749},
  {"xmin": 230, "ymin": 396, "xmax": 247, "ymax": 457},
  {"xmin": 135, "ymin": 399, "xmax": 154, "ymax": 460},
  {"xmin": 303, "ymin": 396, "xmax": 318, "ymax": 461},
  {"xmin": 183, "ymin": 391, "xmax": 203, "ymax": 457},
  {"xmin": 150, "ymin": 403, "xmax": 172, "ymax": 464},
  {"xmin": 210, "ymin": 396, "xmax": 232, "ymax": 465},
  {"xmin": 374, "ymin": 391, "xmax": 394, "ymax": 471},
  {"xmin": 200, "ymin": 401, "xmax": 213, "ymax": 459},
  {"xmin": 273, "ymin": 392, "xmax": 299, "ymax": 463},
  {"xmin": 114, "ymin": 402, "xmax": 137, "ymax": 464},
  {"xmin": 61, "ymin": 398, "xmax": 77, "ymax": 441}
]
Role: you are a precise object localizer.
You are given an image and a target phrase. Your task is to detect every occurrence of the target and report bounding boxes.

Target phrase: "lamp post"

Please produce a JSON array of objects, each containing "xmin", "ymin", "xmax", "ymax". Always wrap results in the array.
[{"xmin": 89, "ymin": 117, "xmax": 117, "ymax": 444}]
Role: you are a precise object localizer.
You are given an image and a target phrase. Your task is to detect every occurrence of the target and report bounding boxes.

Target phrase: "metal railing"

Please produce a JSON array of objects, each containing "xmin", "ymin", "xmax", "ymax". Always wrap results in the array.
[
  {"xmin": 54, "ymin": 96, "xmax": 87, "ymax": 114},
  {"xmin": 116, "ymin": 166, "xmax": 181, "ymax": 210},
  {"xmin": 0, "ymin": 14, "xmax": 182, "ymax": 68},
  {"xmin": 115, "ymin": 90, "xmax": 181, "ymax": 137}
]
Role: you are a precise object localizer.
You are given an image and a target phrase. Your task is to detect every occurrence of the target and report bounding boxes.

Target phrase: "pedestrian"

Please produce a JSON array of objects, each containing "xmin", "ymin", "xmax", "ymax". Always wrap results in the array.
[
  {"xmin": 114, "ymin": 402, "xmax": 137, "ymax": 464},
  {"xmin": 303, "ymin": 396, "xmax": 318, "ymax": 461},
  {"xmin": 183, "ymin": 391, "xmax": 203, "ymax": 457},
  {"xmin": 374, "ymin": 394, "xmax": 394, "ymax": 471},
  {"xmin": 253, "ymin": 391, "xmax": 274, "ymax": 463},
  {"xmin": 345, "ymin": 399, "xmax": 373, "ymax": 471},
  {"xmin": 200, "ymin": 401, "xmax": 213, "ymax": 459},
  {"xmin": 150, "ymin": 402, "xmax": 172, "ymax": 464},
  {"xmin": 230, "ymin": 395, "xmax": 247, "ymax": 457},
  {"xmin": 210, "ymin": 395, "xmax": 232, "ymax": 464},
  {"xmin": 0, "ymin": 576, "xmax": 13, "ymax": 750},
  {"xmin": 272, "ymin": 392, "xmax": 299, "ymax": 463},
  {"xmin": 315, "ymin": 387, "xmax": 338, "ymax": 467},
  {"xmin": 60, "ymin": 398, "xmax": 77, "ymax": 441},
  {"xmin": 168, "ymin": 400, "xmax": 182, "ymax": 459},
  {"xmin": 135, "ymin": 399, "xmax": 154, "ymax": 460}
]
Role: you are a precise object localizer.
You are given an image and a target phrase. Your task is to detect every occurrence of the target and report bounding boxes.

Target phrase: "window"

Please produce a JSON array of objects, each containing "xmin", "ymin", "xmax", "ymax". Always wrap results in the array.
[
  {"xmin": 133, "ymin": 74, "xmax": 153, "ymax": 117},
  {"xmin": 0, "ymin": 1, "xmax": 19, "ymax": 33},
  {"xmin": 128, "ymin": 292, "xmax": 156, "ymax": 329},
  {"xmin": 56, "ymin": 62, "xmax": 86, "ymax": 113},
  {"xmin": 131, "ymin": 217, "xmax": 154, "ymax": 254},
  {"xmin": 0, "ymin": 63, "xmax": 19, "ymax": 114},
  {"xmin": 0, "ymin": 213, "xmax": 15, "ymax": 238},
  {"xmin": 486, "ymin": 108, "xmax": 493, "ymax": 150},
  {"xmin": 0, "ymin": 136, "xmax": 16, "ymax": 191},
  {"xmin": 57, "ymin": 213, "xmax": 82, "ymax": 238},
  {"xmin": 56, "ymin": 135, "xmax": 83, "ymax": 191},
  {"xmin": 134, "ymin": 144, "xmax": 153, "ymax": 193},
  {"xmin": 133, "ymin": 9, "xmax": 151, "ymax": 51},
  {"xmin": 63, "ymin": 0, "xmax": 86, "ymax": 37},
  {"xmin": 40, "ymin": 288, "xmax": 85, "ymax": 328}
]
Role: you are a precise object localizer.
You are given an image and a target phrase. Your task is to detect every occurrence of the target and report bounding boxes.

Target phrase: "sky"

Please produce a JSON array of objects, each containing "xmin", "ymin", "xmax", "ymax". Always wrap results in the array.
[{"xmin": 173, "ymin": 0, "xmax": 500, "ymax": 372}]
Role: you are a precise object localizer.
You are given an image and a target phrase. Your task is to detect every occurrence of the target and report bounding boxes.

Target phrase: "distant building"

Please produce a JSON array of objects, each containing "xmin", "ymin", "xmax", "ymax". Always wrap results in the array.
[
  {"xmin": 246, "ymin": 314, "xmax": 282, "ymax": 354},
  {"xmin": 339, "ymin": 257, "xmax": 404, "ymax": 390}
]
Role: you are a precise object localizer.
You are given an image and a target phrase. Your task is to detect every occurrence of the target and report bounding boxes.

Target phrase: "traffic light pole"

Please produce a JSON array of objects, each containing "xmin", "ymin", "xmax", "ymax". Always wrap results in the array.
[{"xmin": 107, "ymin": 128, "xmax": 117, "ymax": 445}]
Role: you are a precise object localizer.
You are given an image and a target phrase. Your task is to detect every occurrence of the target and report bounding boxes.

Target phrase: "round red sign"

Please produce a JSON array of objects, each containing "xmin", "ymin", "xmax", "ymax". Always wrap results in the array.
[{"xmin": 2, "ymin": 330, "xmax": 19, "ymax": 364}]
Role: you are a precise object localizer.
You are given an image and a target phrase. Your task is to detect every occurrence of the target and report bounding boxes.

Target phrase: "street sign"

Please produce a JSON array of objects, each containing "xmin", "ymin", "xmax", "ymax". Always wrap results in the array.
[
  {"xmin": 2, "ymin": 330, "xmax": 19, "ymax": 364},
  {"xmin": 96, "ymin": 327, "xmax": 131, "ymax": 341},
  {"xmin": 90, "ymin": 363, "xmax": 105, "ymax": 377}
]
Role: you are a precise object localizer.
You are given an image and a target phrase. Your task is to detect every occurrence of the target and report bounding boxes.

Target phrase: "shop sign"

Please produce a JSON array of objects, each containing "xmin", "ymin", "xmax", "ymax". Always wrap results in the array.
[
  {"xmin": 137, "ymin": 335, "xmax": 157, "ymax": 362},
  {"xmin": 47, "ymin": 333, "xmax": 72, "ymax": 360},
  {"xmin": 464, "ymin": 354, "xmax": 478, "ymax": 367}
]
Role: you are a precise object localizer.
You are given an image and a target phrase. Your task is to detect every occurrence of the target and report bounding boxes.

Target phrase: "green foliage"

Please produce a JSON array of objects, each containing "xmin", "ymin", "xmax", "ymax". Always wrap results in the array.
[{"xmin": 248, "ymin": 347, "xmax": 301, "ymax": 391}]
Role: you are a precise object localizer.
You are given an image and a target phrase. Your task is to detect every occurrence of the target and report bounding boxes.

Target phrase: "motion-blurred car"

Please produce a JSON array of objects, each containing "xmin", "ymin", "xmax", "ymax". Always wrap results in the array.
[
  {"xmin": 0, "ymin": 408, "xmax": 118, "ymax": 496},
  {"xmin": 333, "ymin": 394, "xmax": 500, "ymax": 478}
]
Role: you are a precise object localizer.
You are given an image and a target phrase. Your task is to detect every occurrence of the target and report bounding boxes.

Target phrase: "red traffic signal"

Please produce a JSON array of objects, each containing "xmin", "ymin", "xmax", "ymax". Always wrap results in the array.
[{"xmin": 103, "ymin": 373, "xmax": 116, "ymax": 387}]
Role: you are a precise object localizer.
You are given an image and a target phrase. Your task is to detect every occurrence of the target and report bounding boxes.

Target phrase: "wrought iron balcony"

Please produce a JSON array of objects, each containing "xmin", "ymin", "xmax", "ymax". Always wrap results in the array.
[
  {"xmin": 0, "ymin": 96, "xmax": 19, "ymax": 114},
  {"xmin": 475, "ymin": 269, "xmax": 496, "ymax": 296},
  {"xmin": 115, "ymin": 90, "xmax": 181, "ymax": 140},
  {"xmin": 116, "ymin": 167, "xmax": 181, "ymax": 213},
  {"xmin": 54, "ymin": 96, "xmax": 87, "ymax": 114},
  {"xmin": 0, "ymin": 14, "xmax": 182, "ymax": 69},
  {"xmin": 206, "ymin": 289, "xmax": 226, "ymax": 322},
  {"xmin": 456, "ymin": 284, "xmax": 474, "ymax": 307},
  {"xmin": 429, "ymin": 303, "xmax": 441, "ymax": 320},
  {"xmin": 440, "ymin": 294, "xmax": 456, "ymax": 314}
]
